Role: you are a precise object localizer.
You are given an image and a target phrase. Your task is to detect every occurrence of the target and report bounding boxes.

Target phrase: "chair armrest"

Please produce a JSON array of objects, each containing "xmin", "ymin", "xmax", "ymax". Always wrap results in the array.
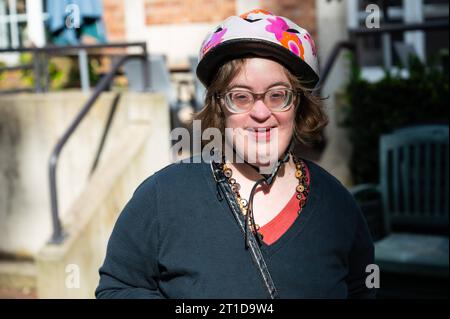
[{"xmin": 349, "ymin": 183, "xmax": 380, "ymax": 197}]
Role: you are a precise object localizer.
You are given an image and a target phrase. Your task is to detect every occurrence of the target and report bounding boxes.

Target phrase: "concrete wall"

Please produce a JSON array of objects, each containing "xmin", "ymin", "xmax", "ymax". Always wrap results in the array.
[
  {"xmin": 36, "ymin": 115, "xmax": 169, "ymax": 298},
  {"xmin": 0, "ymin": 92, "xmax": 170, "ymax": 257},
  {"xmin": 316, "ymin": 0, "xmax": 354, "ymax": 186}
]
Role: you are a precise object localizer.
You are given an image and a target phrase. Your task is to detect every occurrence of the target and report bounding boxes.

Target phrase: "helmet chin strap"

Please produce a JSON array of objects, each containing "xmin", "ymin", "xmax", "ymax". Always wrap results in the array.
[
  {"xmin": 241, "ymin": 140, "xmax": 295, "ymax": 247},
  {"xmin": 244, "ymin": 140, "xmax": 294, "ymax": 186}
]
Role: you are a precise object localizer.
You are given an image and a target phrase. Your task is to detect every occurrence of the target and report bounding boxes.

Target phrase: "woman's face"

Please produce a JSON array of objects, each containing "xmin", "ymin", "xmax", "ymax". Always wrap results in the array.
[{"xmin": 222, "ymin": 58, "xmax": 295, "ymax": 170}]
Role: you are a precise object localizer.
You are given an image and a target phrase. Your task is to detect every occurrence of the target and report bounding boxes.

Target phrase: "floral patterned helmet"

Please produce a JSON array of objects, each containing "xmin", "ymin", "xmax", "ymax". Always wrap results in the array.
[{"xmin": 197, "ymin": 9, "xmax": 319, "ymax": 89}]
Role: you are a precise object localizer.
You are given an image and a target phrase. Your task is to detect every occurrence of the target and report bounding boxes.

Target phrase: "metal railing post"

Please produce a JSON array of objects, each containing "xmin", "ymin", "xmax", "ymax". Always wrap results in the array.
[
  {"xmin": 142, "ymin": 43, "xmax": 149, "ymax": 91},
  {"xmin": 33, "ymin": 51, "xmax": 42, "ymax": 93},
  {"xmin": 78, "ymin": 49, "xmax": 90, "ymax": 93},
  {"xmin": 47, "ymin": 54, "xmax": 146, "ymax": 244}
]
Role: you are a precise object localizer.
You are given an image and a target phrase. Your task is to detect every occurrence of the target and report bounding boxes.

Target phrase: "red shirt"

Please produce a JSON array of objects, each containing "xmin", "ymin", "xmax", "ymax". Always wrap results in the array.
[{"xmin": 259, "ymin": 162, "xmax": 310, "ymax": 245}]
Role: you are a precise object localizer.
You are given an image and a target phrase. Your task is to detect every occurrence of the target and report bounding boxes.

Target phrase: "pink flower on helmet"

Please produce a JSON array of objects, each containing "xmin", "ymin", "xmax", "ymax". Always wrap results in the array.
[
  {"xmin": 201, "ymin": 27, "xmax": 228, "ymax": 56},
  {"xmin": 266, "ymin": 17, "xmax": 305, "ymax": 60},
  {"xmin": 304, "ymin": 33, "xmax": 317, "ymax": 57},
  {"xmin": 265, "ymin": 17, "xmax": 289, "ymax": 41}
]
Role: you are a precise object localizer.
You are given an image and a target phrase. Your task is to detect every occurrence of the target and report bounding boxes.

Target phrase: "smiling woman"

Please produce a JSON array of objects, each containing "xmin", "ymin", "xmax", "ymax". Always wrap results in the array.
[
  {"xmin": 199, "ymin": 57, "xmax": 321, "ymax": 170},
  {"xmin": 96, "ymin": 9, "xmax": 376, "ymax": 299}
]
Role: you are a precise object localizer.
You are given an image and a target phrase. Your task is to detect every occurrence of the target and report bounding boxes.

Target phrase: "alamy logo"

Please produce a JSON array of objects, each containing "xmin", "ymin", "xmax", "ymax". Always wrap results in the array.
[
  {"xmin": 365, "ymin": 4, "xmax": 381, "ymax": 29},
  {"xmin": 365, "ymin": 264, "xmax": 380, "ymax": 289},
  {"xmin": 65, "ymin": 4, "xmax": 81, "ymax": 29},
  {"xmin": 171, "ymin": 120, "xmax": 280, "ymax": 175},
  {"xmin": 65, "ymin": 264, "xmax": 80, "ymax": 289}
]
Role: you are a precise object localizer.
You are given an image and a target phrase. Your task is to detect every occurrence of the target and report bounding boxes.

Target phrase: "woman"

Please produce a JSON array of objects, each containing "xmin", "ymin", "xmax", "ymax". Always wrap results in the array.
[{"xmin": 96, "ymin": 10, "xmax": 375, "ymax": 299}]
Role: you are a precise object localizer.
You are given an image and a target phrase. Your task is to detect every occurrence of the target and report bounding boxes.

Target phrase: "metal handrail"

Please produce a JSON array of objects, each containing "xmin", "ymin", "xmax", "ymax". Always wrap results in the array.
[
  {"xmin": 0, "ymin": 64, "xmax": 33, "ymax": 72},
  {"xmin": 89, "ymin": 92, "xmax": 122, "ymax": 176},
  {"xmin": 0, "ymin": 41, "xmax": 148, "ymax": 53},
  {"xmin": 48, "ymin": 53, "xmax": 149, "ymax": 244},
  {"xmin": 0, "ymin": 42, "xmax": 148, "ymax": 93},
  {"xmin": 315, "ymin": 41, "xmax": 356, "ymax": 91}
]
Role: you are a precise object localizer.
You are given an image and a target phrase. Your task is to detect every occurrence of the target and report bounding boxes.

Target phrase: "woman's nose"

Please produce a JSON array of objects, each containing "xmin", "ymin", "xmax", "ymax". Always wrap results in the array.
[{"xmin": 249, "ymin": 99, "xmax": 272, "ymax": 122}]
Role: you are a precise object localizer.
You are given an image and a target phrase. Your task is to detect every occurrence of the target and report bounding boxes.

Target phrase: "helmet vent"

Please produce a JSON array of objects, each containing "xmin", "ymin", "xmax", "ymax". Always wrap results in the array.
[
  {"xmin": 286, "ymin": 28, "xmax": 300, "ymax": 34},
  {"xmin": 214, "ymin": 27, "xmax": 223, "ymax": 33},
  {"xmin": 244, "ymin": 18, "xmax": 262, "ymax": 23}
]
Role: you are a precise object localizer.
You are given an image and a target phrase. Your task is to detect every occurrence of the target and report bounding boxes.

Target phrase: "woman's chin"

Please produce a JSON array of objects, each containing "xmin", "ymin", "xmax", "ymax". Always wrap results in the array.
[{"xmin": 232, "ymin": 150, "xmax": 281, "ymax": 174}]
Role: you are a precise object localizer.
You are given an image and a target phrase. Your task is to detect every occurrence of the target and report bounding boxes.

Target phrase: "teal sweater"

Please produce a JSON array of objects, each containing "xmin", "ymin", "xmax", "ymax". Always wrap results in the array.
[{"xmin": 96, "ymin": 159, "xmax": 375, "ymax": 299}]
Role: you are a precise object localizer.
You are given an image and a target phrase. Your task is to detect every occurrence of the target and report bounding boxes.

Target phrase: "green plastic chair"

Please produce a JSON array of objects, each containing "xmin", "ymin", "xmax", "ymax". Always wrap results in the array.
[{"xmin": 352, "ymin": 125, "xmax": 449, "ymax": 278}]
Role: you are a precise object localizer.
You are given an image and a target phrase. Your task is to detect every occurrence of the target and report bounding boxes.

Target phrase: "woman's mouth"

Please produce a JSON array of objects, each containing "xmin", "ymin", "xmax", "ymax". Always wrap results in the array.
[{"xmin": 246, "ymin": 127, "xmax": 277, "ymax": 142}]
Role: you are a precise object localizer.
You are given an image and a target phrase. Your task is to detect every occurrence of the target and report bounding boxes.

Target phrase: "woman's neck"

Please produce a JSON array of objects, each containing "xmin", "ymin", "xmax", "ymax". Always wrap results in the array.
[{"xmin": 228, "ymin": 155, "xmax": 297, "ymax": 185}]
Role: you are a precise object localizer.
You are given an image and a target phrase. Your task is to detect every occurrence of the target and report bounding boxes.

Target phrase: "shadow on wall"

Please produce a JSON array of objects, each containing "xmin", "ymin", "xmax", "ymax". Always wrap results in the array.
[{"xmin": 0, "ymin": 91, "xmax": 171, "ymax": 298}]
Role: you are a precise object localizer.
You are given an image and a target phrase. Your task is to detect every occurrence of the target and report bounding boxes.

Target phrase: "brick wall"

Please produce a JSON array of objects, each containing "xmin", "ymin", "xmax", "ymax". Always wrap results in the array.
[
  {"xmin": 102, "ymin": 0, "xmax": 126, "ymax": 41},
  {"xmin": 261, "ymin": 0, "xmax": 317, "ymax": 39},
  {"xmin": 101, "ymin": 0, "xmax": 317, "ymax": 40},
  {"xmin": 144, "ymin": 0, "xmax": 236, "ymax": 25},
  {"xmin": 99, "ymin": 0, "xmax": 318, "ymax": 60}
]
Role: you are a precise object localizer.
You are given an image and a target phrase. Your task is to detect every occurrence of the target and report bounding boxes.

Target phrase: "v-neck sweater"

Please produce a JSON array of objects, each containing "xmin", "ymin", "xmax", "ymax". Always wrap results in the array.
[
  {"xmin": 259, "ymin": 162, "xmax": 311, "ymax": 245},
  {"xmin": 96, "ymin": 158, "xmax": 376, "ymax": 299}
]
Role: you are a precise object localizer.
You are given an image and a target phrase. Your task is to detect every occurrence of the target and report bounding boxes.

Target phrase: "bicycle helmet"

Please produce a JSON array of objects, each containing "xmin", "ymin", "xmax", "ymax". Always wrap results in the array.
[{"xmin": 197, "ymin": 9, "xmax": 320, "ymax": 89}]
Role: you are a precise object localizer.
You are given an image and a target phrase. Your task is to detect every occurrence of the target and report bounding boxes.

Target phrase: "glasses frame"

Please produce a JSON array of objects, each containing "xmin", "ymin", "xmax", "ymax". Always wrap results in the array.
[{"xmin": 216, "ymin": 88, "xmax": 301, "ymax": 114}]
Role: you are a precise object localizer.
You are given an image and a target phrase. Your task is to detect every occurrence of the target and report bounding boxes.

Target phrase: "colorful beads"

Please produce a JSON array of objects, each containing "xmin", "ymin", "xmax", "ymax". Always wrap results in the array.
[
  {"xmin": 293, "ymin": 156, "xmax": 309, "ymax": 211},
  {"xmin": 224, "ymin": 168, "xmax": 232, "ymax": 178},
  {"xmin": 222, "ymin": 153, "xmax": 309, "ymax": 239}
]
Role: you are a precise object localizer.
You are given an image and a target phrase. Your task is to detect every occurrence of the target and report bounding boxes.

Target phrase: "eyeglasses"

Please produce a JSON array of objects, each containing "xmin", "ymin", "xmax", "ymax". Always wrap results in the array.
[{"xmin": 217, "ymin": 88, "xmax": 299, "ymax": 114}]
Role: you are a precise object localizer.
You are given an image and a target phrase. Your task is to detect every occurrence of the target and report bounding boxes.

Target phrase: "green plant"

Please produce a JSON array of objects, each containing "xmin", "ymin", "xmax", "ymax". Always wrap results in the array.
[
  {"xmin": 18, "ymin": 53, "xmax": 102, "ymax": 90},
  {"xmin": 19, "ymin": 53, "xmax": 34, "ymax": 86},
  {"xmin": 66, "ymin": 56, "xmax": 101, "ymax": 88},
  {"xmin": 341, "ymin": 52, "xmax": 449, "ymax": 184},
  {"xmin": 0, "ymin": 61, "xmax": 5, "ymax": 83},
  {"xmin": 19, "ymin": 53, "xmax": 66, "ymax": 89}
]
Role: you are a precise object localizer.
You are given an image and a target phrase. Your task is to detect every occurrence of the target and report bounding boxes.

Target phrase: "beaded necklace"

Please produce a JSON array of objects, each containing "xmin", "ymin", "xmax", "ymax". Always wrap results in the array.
[{"xmin": 222, "ymin": 153, "xmax": 309, "ymax": 240}]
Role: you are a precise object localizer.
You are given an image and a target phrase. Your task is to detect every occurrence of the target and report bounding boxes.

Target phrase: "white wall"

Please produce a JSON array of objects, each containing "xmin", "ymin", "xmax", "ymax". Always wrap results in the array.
[
  {"xmin": 236, "ymin": 0, "xmax": 260, "ymax": 14},
  {"xmin": 26, "ymin": 0, "xmax": 46, "ymax": 47},
  {"xmin": 124, "ymin": 0, "xmax": 146, "ymax": 46},
  {"xmin": 142, "ymin": 23, "xmax": 218, "ymax": 65},
  {"xmin": 124, "ymin": 0, "xmax": 248, "ymax": 65},
  {"xmin": 316, "ymin": 0, "xmax": 354, "ymax": 185}
]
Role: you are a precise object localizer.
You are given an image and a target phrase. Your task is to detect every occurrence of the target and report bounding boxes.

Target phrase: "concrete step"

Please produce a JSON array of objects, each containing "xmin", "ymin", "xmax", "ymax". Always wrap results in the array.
[{"xmin": 0, "ymin": 260, "xmax": 37, "ymax": 299}]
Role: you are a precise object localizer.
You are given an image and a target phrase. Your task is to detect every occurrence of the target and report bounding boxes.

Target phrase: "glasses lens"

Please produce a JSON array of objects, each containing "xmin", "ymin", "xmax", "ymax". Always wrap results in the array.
[
  {"xmin": 226, "ymin": 91, "xmax": 253, "ymax": 112},
  {"xmin": 266, "ymin": 89, "xmax": 294, "ymax": 111},
  {"xmin": 223, "ymin": 89, "xmax": 296, "ymax": 113}
]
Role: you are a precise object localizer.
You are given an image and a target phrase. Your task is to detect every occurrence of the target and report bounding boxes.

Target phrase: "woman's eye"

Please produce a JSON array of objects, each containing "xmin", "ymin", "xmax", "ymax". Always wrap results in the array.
[
  {"xmin": 269, "ymin": 91, "xmax": 286, "ymax": 99},
  {"xmin": 233, "ymin": 93, "xmax": 251, "ymax": 101}
]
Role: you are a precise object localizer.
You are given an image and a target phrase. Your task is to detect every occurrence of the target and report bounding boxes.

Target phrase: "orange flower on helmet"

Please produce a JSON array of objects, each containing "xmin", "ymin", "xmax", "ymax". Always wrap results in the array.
[
  {"xmin": 280, "ymin": 32, "xmax": 305, "ymax": 60},
  {"xmin": 240, "ymin": 9, "xmax": 272, "ymax": 19}
]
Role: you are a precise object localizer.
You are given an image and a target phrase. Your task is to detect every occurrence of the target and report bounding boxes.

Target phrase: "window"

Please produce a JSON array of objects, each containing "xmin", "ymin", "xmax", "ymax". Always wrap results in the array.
[
  {"xmin": 422, "ymin": 0, "xmax": 449, "ymax": 62},
  {"xmin": 0, "ymin": 0, "xmax": 27, "ymax": 48},
  {"xmin": 0, "ymin": 0, "xmax": 47, "ymax": 49},
  {"xmin": 347, "ymin": 0, "xmax": 449, "ymax": 76}
]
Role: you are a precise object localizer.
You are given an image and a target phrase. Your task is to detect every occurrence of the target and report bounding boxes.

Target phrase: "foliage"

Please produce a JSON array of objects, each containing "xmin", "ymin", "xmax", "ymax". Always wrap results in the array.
[
  {"xmin": 18, "ymin": 53, "xmax": 101, "ymax": 90},
  {"xmin": 341, "ymin": 51, "xmax": 449, "ymax": 184}
]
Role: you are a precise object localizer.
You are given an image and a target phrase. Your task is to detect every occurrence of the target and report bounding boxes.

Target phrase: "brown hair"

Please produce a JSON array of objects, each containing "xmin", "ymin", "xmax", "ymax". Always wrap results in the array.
[{"xmin": 192, "ymin": 58, "xmax": 328, "ymax": 146}]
